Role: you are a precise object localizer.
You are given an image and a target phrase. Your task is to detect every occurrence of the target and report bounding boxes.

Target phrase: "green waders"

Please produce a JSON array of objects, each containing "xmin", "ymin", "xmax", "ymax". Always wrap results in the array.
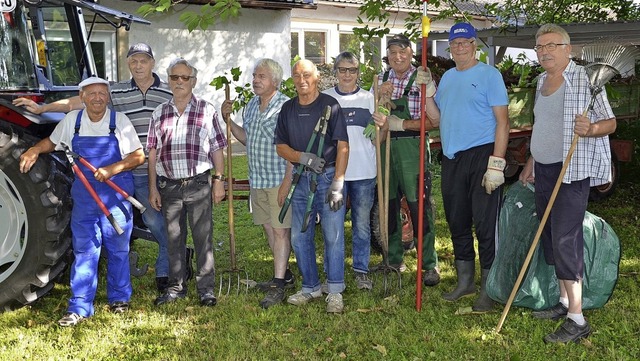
[{"xmin": 380, "ymin": 71, "xmax": 438, "ymax": 270}]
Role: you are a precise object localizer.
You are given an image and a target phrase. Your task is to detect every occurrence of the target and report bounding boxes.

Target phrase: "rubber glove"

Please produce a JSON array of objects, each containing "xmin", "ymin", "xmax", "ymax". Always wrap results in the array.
[
  {"xmin": 388, "ymin": 115, "xmax": 404, "ymax": 131},
  {"xmin": 481, "ymin": 156, "xmax": 506, "ymax": 194},
  {"xmin": 325, "ymin": 179, "xmax": 344, "ymax": 211},
  {"xmin": 415, "ymin": 66, "xmax": 437, "ymax": 97},
  {"xmin": 299, "ymin": 152, "xmax": 326, "ymax": 173}
]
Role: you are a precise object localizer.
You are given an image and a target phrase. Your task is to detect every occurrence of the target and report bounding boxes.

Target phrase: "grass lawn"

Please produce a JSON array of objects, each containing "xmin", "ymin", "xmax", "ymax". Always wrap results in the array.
[{"xmin": 1, "ymin": 154, "xmax": 639, "ymax": 360}]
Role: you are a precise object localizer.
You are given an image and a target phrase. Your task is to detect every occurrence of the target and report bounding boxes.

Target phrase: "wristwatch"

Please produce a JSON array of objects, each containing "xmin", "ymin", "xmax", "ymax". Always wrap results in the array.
[{"xmin": 212, "ymin": 174, "xmax": 226, "ymax": 182}]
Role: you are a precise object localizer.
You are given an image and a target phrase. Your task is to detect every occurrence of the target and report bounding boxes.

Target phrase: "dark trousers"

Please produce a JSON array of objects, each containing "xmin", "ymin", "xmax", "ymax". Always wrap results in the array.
[
  {"xmin": 441, "ymin": 143, "xmax": 501, "ymax": 269},
  {"xmin": 159, "ymin": 172, "xmax": 215, "ymax": 295},
  {"xmin": 534, "ymin": 162, "xmax": 589, "ymax": 281}
]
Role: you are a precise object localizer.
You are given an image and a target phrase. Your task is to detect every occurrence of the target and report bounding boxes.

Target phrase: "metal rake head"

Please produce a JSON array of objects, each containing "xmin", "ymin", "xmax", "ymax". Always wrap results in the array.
[{"xmin": 582, "ymin": 40, "xmax": 640, "ymax": 90}]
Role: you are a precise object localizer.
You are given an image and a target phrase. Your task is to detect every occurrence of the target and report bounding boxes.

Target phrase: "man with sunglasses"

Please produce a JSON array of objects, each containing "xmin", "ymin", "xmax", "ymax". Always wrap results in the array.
[
  {"xmin": 431, "ymin": 22, "xmax": 509, "ymax": 313},
  {"xmin": 371, "ymin": 34, "xmax": 441, "ymax": 286},
  {"xmin": 12, "ymin": 43, "xmax": 192, "ymax": 296},
  {"xmin": 147, "ymin": 58, "xmax": 227, "ymax": 308}
]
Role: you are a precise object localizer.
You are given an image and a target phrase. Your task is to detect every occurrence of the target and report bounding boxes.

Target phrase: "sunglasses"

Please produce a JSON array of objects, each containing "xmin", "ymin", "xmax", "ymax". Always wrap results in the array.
[
  {"xmin": 337, "ymin": 67, "xmax": 358, "ymax": 74},
  {"xmin": 169, "ymin": 75, "xmax": 195, "ymax": 81}
]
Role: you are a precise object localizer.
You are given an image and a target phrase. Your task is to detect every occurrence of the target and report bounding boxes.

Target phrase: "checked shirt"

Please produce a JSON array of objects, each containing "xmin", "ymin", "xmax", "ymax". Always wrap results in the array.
[
  {"xmin": 243, "ymin": 91, "xmax": 289, "ymax": 189},
  {"xmin": 377, "ymin": 65, "xmax": 421, "ymax": 119},
  {"xmin": 535, "ymin": 60, "xmax": 615, "ymax": 186},
  {"xmin": 147, "ymin": 95, "xmax": 227, "ymax": 180}
]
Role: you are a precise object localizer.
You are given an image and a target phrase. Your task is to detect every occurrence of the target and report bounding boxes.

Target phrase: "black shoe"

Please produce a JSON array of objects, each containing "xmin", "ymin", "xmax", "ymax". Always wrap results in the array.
[
  {"xmin": 422, "ymin": 268, "xmax": 441, "ymax": 287},
  {"xmin": 199, "ymin": 292, "xmax": 217, "ymax": 307},
  {"xmin": 532, "ymin": 303, "xmax": 568, "ymax": 320},
  {"xmin": 156, "ymin": 277, "xmax": 169, "ymax": 293},
  {"xmin": 256, "ymin": 272, "xmax": 295, "ymax": 292},
  {"xmin": 109, "ymin": 301, "xmax": 129, "ymax": 314},
  {"xmin": 543, "ymin": 318, "xmax": 592, "ymax": 343},
  {"xmin": 154, "ymin": 292, "xmax": 185, "ymax": 306},
  {"xmin": 259, "ymin": 286, "xmax": 285, "ymax": 309},
  {"xmin": 185, "ymin": 246, "xmax": 195, "ymax": 282}
]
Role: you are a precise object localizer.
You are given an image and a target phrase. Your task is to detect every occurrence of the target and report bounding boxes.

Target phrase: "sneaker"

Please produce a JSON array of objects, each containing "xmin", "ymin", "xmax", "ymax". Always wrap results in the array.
[
  {"xmin": 259, "ymin": 286, "xmax": 285, "ymax": 309},
  {"xmin": 109, "ymin": 301, "xmax": 129, "ymax": 314},
  {"xmin": 256, "ymin": 272, "xmax": 296, "ymax": 292},
  {"xmin": 423, "ymin": 268, "xmax": 441, "ymax": 286},
  {"xmin": 58, "ymin": 312, "xmax": 84, "ymax": 327},
  {"xmin": 287, "ymin": 289, "xmax": 322, "ymax": 306},
  {"xmin": 199, "ymin": 292, "xmax": 217, "ymax": 307},
  {"xmin": 532, "ymin": 303, "xmax": 568, "ymax": 320},
  {"xmin": 326, "ymin": 293, "xmax": 344, "ymax": 313},
  {"xmin": 154, "ymin": 292, "xmax": 186, "ymax": 306},
  {"xmin": 320, "ymin": 282, "xmax": 329, "ymax": 295},
  {"xmin": 355, "ymin": 273, "xmax": 373, "ymax": 290},
  {"xmin": 543, "ymin": 318, "xmax": 592, "ymax": 344}
]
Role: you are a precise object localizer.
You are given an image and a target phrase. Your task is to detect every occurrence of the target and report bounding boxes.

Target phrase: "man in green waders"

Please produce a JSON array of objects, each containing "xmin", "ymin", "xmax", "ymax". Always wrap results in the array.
[{"xmin": 372, "ymin": 34, "xmax": 441, "ymax": 286}]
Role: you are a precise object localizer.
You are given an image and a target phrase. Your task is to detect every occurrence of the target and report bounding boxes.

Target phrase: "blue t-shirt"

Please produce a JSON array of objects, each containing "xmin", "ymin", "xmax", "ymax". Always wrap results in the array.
[
  {"xmin": 275, "ymin": 93, "xmax": 348, "ymax": 165},
  {"xmin": 435, "ymin": 62, "xmax": 508, "ymax": 159}
]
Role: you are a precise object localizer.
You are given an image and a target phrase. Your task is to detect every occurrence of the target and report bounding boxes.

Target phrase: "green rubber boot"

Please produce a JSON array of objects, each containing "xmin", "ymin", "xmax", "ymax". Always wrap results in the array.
[
  {"xmin": 442, "ymin": 260, "xmax": 476, "ymax": 302},
  {"xmin": 472, "ymin": 269, "xmax": 495, "ymax": 313}
]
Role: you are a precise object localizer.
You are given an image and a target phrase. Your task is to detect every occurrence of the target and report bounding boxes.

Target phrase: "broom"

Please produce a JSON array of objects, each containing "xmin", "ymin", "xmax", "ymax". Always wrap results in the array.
[{"xmin": 495, "ymin": 40, "xmax": 640, "ymax": 333}]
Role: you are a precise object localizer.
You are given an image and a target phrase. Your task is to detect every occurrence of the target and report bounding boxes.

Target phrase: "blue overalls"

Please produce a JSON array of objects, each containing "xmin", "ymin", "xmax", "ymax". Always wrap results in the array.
[{"xmin": 68, "ymin": 110, "xmax": 134, "ymax": 317}]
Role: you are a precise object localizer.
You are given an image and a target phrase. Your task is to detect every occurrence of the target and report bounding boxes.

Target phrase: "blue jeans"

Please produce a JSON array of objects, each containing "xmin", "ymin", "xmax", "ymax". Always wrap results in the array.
[
  {"xmin": 291, "ymin": 168, "xmax": 346, "ymax": 294},
  {"xmin": 345, "ymin": 177, "xmax": 375, "ymax": 274},
  {"xmin": 134, "ymin": 174, "xmax": 169, "ymax": 278}
]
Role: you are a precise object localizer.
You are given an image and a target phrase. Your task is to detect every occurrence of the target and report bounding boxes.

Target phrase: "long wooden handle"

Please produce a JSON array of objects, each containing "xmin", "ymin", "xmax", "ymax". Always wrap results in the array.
[{"xmin": 224, "ymin": 84, "xmax": 237, "ymax": 269}]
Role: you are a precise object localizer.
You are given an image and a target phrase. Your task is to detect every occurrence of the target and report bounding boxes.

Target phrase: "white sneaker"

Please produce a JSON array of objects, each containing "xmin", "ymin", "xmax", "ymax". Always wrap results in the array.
[
  {"xmin": 320, "ymin": 281, "xmax": 329, "ymax": 295},
  {"xmin": 325, "ymin": 293, "xmax": 344, "ymax": 313},
  {"xmin": 355, "ymin": 273, "xmax": 373, "ymax": 290},
  {"xmin": 287, "ymin": 289, "xmax": 322, "ymax": 306}
]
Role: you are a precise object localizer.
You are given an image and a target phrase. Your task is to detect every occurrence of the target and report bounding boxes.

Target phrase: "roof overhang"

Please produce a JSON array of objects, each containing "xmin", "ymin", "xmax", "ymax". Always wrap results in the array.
[
  {"xmin": 428, "ymin": 20, "xmax": 640, "ymax": 49},
  {"xmin": 175, "ymin": 0, "xmax": 317, "ymax": 10}
]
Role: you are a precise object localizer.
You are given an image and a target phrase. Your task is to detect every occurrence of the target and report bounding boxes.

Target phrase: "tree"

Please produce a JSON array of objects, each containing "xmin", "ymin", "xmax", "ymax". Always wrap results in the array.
[{"xmin": 137, "ymin": 0, "xmax": 241, "ymax": 32}]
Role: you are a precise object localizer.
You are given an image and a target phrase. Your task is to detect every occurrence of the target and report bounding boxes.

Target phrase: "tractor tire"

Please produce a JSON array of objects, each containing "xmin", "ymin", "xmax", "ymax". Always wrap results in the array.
[{"xmin": 0, "ymin": 127, "xmax": 72, "ymax": 311}]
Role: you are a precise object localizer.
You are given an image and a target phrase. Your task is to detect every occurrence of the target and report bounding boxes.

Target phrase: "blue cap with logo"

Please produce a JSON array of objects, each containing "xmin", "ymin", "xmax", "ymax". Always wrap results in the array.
[{"xmin": 449, "ymin": 23, "xmax": 477, "ymax": 41}]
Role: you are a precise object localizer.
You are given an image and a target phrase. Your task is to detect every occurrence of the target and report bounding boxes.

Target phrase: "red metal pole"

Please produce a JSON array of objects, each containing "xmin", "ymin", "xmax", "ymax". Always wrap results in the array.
[{"xmin": 416, "ymin": 0, "xmax": 430, "ymax": 311}]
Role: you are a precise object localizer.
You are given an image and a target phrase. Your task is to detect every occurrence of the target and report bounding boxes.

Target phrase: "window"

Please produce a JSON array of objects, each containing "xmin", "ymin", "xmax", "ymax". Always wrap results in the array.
[
  {"xmin": 305, "ymin": 31, "xmax": 326, "ymax": 65},
  {"xmin": 290, "ymin": 30, "xmax": 327, "ymax": 65}
]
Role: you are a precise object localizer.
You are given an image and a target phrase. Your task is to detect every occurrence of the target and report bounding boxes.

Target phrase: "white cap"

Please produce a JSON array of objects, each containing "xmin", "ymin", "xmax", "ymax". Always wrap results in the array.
[{"xmin": 78, "ymin": 76, "xmax": 110, "ymax": 91}]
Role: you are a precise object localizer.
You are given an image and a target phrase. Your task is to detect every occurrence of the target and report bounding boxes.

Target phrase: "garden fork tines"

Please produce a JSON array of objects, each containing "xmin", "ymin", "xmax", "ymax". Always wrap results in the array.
[{"xmin": 218, "ymin": 84, "xmax": 249, "ymax": 296}]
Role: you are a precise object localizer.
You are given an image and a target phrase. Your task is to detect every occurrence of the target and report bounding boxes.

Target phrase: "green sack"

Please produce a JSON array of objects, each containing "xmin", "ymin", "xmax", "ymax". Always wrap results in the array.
[{"xmin": 486, "ymin": 182, "xmax": 620, "ymax": 310}]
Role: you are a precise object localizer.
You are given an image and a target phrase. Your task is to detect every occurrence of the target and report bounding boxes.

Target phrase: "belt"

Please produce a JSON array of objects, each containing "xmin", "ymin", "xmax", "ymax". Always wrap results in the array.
[
  {"xmin": 390, "ymin": 135, "xmax": 421, "ymax": 140},
  {"xmin": 160, "ymin": 171, "xmax": 209, "ymax": 184}
]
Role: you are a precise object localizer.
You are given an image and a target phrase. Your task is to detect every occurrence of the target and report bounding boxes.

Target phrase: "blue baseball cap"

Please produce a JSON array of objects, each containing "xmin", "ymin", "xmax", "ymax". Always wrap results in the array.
[{"xmin": 449, "ymin": 23, "xmax": 477, "ymax": 41}]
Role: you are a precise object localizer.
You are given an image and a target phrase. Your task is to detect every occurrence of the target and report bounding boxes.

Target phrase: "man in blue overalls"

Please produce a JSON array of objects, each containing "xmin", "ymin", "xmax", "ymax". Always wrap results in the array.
[{"xmin": 19, "ymin": 77, "xmax": 145, "ymax": 326}]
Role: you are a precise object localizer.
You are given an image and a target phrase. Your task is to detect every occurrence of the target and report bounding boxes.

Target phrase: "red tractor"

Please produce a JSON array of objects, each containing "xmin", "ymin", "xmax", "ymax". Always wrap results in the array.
[{"xmin": 0, "ymin": 0, "xmax": 149, "ymax": 311}]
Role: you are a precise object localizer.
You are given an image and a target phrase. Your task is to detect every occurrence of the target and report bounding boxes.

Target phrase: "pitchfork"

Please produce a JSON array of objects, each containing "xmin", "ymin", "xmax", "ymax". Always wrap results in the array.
[
  {"xmin": 219, "ymin": 84, "xmax": 249, "ymax": 296},
  {"xmin": 372, "ymin": 76, "xmax": 402, "ymax": 296}
]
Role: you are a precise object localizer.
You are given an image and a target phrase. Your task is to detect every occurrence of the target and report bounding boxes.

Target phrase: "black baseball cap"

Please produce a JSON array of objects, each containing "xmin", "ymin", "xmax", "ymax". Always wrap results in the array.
[
  {"xmin": 387, "ymin": 34, "xmax": 411, "ymax": 49},
  {"xmin": 127, "ymin": 43, "xmax": 154, "ymax": 59}
]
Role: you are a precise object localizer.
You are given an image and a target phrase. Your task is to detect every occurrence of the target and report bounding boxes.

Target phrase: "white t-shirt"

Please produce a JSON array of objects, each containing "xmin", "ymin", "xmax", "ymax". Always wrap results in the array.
[
  {"xmin": 49, "ymin": 109, "xmax": 142, "ymax": 159},
  {"xmin": 323, "ymin": 86, "xmax": 376, "ymax": 181}
]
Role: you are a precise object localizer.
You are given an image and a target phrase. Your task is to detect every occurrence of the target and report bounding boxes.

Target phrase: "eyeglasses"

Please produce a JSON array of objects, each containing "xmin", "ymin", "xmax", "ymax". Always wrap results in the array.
[
  {"xmin": 449, "ymin": 39, "xmax": 475, "ymax": 49},
  {"xmin": 337, "ymin": 67, "xmax": 358, "ymax": 74},
  {"xmin": 533, "ymin": 43, "xmax": 567, "ymax": 52},
  {"xmin": 168, "ymin": 75, "xmax": 195, "ymax": 81}
]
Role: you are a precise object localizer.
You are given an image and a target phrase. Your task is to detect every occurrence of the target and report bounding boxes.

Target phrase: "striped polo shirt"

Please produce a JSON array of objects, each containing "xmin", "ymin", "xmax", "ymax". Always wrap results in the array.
[{"xmin": 110, "ymin": 73, "xmax": 173, "ymax": 175}]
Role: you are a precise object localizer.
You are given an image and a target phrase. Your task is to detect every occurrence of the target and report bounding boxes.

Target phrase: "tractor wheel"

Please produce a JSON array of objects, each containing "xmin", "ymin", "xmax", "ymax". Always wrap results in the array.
[{"xmin": 0, "ymin": 127, "xmax": 72, "ymax": 311}]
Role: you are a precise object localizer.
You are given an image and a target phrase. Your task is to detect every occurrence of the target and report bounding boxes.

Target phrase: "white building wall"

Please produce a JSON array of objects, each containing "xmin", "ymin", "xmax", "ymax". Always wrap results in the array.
[{"xmin": 102, "ymin": 0, "xmax": 292, "ymax": 106}]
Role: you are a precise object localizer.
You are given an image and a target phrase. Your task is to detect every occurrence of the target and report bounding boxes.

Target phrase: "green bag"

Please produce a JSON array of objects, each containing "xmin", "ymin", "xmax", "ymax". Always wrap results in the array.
[{"xmin": 486, "ymin": 182, "xmax": 620, "ymax": 310}]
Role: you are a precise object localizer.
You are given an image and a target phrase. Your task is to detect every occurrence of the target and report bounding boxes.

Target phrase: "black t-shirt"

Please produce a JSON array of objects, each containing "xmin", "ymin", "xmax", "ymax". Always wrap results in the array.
[{"xmin": 275, "ymin": 93, "xmax": 348, "ymax": 165}]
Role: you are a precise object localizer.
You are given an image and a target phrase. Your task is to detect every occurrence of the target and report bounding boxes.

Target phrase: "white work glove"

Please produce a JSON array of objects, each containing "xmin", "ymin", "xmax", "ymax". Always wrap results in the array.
[
  {"xmin": 481, "ymin": 156, "xmax": 506, "ymax": 194},
  {"xmin": 325, "ymin": 179, "xmax": 345, "ymax": 211},
  {"xmin": 388, "ymin": 115, "xmax": 404, "ymax": 131},
  {"xmin": 299, "ymin": 152, "xmax": 326, "ymax": 173},
  {"xmin": 415, "ymin": 66, "xmax": 436, "ymax": 98}
]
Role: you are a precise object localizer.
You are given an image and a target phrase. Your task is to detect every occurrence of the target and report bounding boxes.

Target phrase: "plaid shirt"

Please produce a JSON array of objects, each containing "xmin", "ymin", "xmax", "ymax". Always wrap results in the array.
[
  {"xmin": 243, "ymin": 91, "xmax": 289, "ymax": 188},
  {"xmin": 535, "ymin": 60, "xmax": 615, "ymax": 186},
  {"xmin": 377, "ymin": 65, "xmax": 421, "ymax": 119},
  {"xmin": 147, "ymin": 95, "xmax": 227, "ymax": 179}
]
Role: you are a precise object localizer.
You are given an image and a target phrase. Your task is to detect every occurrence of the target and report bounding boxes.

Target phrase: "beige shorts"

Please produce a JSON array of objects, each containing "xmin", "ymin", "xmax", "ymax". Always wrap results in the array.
[{"xmin": 250, "ymin": 187, "xmax": 291, "ymax": 228}]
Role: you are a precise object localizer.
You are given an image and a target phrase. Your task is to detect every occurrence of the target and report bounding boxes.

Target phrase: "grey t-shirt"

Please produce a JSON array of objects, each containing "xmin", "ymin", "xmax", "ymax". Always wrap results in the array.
[{"xmin": 531, "ymin": 82, "xmax": 565, "ymax": 164}]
